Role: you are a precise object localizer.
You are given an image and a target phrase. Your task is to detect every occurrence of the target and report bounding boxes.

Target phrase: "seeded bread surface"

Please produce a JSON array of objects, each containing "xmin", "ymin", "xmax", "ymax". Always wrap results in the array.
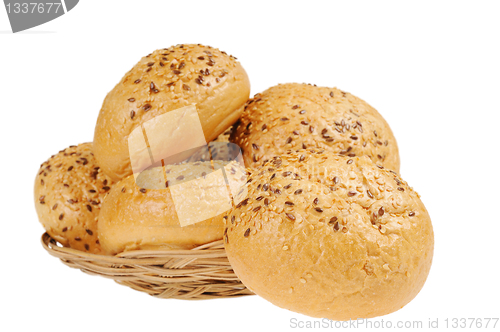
[
  {"xmin": 224, "ymin": 150, "xmax": 433, "ymax": 320},
  {"xmin": 98, "ymin": 161, "xmax": 246, "ymax": 255},
  {"xmin": 94, "ymin": 44, "xmax": 251, "ymax": 181},
  {"xmin": 34, "ymin": 143, "xmax": 115, "ymax": 254},
  {"xmin": 230, "ymin": 83, "xmax": 400, "ymax": 172}
]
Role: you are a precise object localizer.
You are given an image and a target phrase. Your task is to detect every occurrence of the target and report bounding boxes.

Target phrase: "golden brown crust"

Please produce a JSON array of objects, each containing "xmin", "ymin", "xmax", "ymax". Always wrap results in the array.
[
  {"xmin": 224, "ymin": 150, "xmax": 433, "ymax": 320},
  {"xmin": 230, "ymin": 83, "xmax": 400, "ymax": 172},
  {"xmin": 34, "ymin": 143, "xmax": 115, "ymax": 254},
  {"xmin": 98, "ymin": 161, "xmax": 246, "ymax": 255},
  {"xmin": 93, "ymin": 44, "xmax": 250, "ymax": 181}
]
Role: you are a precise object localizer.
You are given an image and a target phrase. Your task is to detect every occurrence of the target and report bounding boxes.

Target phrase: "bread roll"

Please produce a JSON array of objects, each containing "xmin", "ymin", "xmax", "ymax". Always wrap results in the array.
[
  {"xmin": 224, "ymin": 150, "xmax": 433, "ymax": 320},
  {"xmin": 98, "ymin": 161, "xmax": 247, "ymax": 255},
  {"xmin": 230, "ymin": 83, "xmax": 400, "ymax": 172},
  {"xmin": 94, "ymin": 44, "xmax": 250, "ymax": 181},
  {"xmin": 34, "ymin": 143, "xmax": 115, "ymax": 254}
]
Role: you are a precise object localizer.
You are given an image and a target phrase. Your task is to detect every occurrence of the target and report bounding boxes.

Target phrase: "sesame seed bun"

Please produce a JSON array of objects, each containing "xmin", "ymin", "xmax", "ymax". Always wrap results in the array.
[
  {"xmin": 34, "ymin": 143, "xmax": 115, "ymax": 254},
  {"xmin": 230, "ymin": 83, "xmax": 400, "ymax": 172},
  {"xmin": 97, "ymin": 160, "xmax": 247, "ymax": 255},
  {"xmin": 224, "ymin": 150, "xmax": 433, "ymax": 320},
  {"xmin": 93, "ymin": 44, "xmax": 250, "ymax": 181}
]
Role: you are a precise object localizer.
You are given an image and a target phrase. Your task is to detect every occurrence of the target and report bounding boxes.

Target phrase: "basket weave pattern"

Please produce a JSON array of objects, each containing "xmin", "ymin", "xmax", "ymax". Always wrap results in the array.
[{"xmin": 41, "ymin": 233, "xmax": 253, "ymax": 299}]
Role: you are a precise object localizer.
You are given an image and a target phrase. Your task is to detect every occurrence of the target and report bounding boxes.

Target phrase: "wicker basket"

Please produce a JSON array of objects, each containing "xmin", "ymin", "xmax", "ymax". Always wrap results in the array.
[{"xmin": 41, "ymin": 232, "xmax": 254, "ymax": 299}]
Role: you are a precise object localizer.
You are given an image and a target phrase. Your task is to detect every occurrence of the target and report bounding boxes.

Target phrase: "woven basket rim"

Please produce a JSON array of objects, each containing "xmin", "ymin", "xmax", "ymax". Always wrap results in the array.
[
  {"xmin": 41, "ymin": 232, "xmax": 254, "ymax": 300},
  {"xmin": 41, "ymin": 232, "xmax": 228, "ymax": 262}
]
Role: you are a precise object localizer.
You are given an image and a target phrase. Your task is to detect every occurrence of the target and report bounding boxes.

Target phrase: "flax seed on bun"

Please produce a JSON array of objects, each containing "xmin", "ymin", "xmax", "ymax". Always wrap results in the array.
[
  {"xmin": 93, "ymin": 44, "xmax": 250, "ymax": 181},
  {"xmin": 34, "ymin": 143, "xmax": 115, "ymax": 254},
  {"xmin": 98, "ymin": 160, "xmax": 247, "ymax": 255},
  {"xmin": 230, "ymin": 83, "xmax": 400, "ymax": 172},
  {"xmin": 224, "ymin": 149, "xmax": 433, "ymax": 320}
]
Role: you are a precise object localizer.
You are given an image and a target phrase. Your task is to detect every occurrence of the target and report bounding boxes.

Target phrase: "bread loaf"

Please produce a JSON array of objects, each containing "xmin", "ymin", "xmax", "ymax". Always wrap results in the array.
[
  {"xmin": 34, "ymin": 143, "xmax": 115, "ymax": 254},
  {"xmin": 98, "ymin": 160, "xmax": 247, "ymax": 255},
  {"xmin": 231, "ymin": 83, "xmax": 400, "ymax": 172},
  {"xmin": 224, "ymin": 149, "xmax": 433, "ymax": 320},
  {"xmin": 94, "ymin": 44, "xmax": 250, "ymax": 181}
]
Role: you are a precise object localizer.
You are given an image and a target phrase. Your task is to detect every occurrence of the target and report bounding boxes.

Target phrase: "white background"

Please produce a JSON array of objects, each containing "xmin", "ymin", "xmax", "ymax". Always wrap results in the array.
[{"xmin": 1, "ymin": 1, "xmax": 499, "ymax": 331}]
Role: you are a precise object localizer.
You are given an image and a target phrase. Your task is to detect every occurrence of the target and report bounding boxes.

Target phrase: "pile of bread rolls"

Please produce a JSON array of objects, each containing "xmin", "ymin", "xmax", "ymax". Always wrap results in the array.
[{"xmin": 35, "ymin": 44, "xmax": 433, "ymax": 320}]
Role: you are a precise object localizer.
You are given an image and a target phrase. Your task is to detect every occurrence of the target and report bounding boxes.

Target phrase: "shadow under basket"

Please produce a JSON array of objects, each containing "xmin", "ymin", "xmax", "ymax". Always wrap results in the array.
[{"xmin": 41, "ymin": 232, "xmax": 254, "ymax": 299}]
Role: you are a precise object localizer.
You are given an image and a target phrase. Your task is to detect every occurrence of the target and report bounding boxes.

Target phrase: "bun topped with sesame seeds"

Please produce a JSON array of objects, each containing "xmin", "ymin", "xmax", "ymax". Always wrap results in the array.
[
  {"xmin": 224, "ymin": 150, "xmax": 433, "ymax": 320},
  {"xmin": 93, "ymin": 44, "xmax": 250, "ymax": 181},
  {"xmin": 230, "ymin": 83, "xmax": 400, "ymax": 172},
  {"xmin": 34, "ymin": 143, "xmax": 115, "ymax": 254},
  {"xmin": 98, "ymin": 160, "xmax": 247, "ymax": 255}
]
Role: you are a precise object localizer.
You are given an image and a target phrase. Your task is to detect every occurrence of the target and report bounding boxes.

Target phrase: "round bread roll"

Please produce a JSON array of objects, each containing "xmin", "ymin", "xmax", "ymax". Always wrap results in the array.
[
  {"xmin": 98, "ymin": 160, "xmax": 247, "ymax": 255},
  {"xmin": 230, "ymin": 83, "xmax": 400, "ymax": 172},
  {"xmin": 34, "ymin": 143, "xmax": 115, "ymax": 254},
  {"xmin": 224, "ymin": 150, "xmax": 433, "ymax": 320},
  {"xmin": 94, "ymin": 44, "xmax": 251, "ymax": 181}
]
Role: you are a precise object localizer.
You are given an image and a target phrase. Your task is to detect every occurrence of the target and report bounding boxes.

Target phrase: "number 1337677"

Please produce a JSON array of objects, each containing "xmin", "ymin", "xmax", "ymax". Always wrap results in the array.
[
  {"xmin": 444, "ymin": 318, "xmax": 498, "ymax": 329},
  {"xmin": 6, "ymin": 3, "xmax": 62, "ymax": 14}
]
